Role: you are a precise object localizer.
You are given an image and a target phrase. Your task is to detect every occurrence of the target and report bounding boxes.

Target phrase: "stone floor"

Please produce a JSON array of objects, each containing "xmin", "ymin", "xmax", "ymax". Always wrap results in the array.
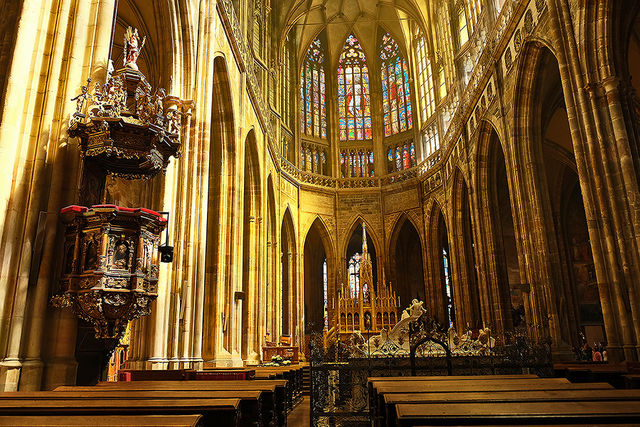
[{"xmin": 287, "ymin": 396, "xmax": 310, "ymax": 426}]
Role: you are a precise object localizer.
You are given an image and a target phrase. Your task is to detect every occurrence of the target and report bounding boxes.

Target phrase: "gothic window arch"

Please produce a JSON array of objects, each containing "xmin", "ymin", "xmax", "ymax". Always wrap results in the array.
[
  {"xmin": 282, "ymin": 36, "xmax": 294, "ymax": 130},
  {"xmin": 348, "ymin": 253, "xmax": 361, "ymax": 298},
  {"xmin": 380, "ymin": 32, "xmax": 413, "ymax": 136},
  {"xmin": 386, "ymin": 141, "xmax": 417, "ymax": 173},
  {"xmin": 442, "ymin": 248, "xmax": 454, "ymax": 328},
  {"xmin": 458, "ymin": 5, "xmax": 469, "ymax": 46},
  {"xmin": 415, "ymin": 28, "xmax": 436, "ymax": 123},
  {"xmin": 323, "ymin": 258, "xmax": 328, "ymax": 329},
  {"xmin": 300, "ymin": 38, "xmax": 327, "ymax": 138},
  {"xmin": 338, "ymin": 34, "xmax": 372, "ymax": 141}
]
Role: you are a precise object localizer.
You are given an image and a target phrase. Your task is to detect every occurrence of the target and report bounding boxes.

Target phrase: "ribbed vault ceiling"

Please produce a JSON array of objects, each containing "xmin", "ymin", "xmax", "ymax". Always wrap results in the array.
[{"xmin": 276, "ymin": 0, "xmax": 430, "ymax": 68}]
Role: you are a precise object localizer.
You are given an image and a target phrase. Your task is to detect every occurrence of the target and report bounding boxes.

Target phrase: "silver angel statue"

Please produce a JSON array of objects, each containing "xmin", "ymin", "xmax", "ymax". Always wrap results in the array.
[
  {"xmin": 123, "ymin": 27, "xmax": 146, "ymax": 70},
  {"xmin": 69, "ymin": 78, "xmax": 92, "ymax": 126}
]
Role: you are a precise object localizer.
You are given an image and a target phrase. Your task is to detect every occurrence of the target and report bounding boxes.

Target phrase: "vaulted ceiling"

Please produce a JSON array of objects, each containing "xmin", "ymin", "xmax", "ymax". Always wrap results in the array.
[{"xmin": 275, "ymin": 0, "xmax": 431, "ymax": 69}]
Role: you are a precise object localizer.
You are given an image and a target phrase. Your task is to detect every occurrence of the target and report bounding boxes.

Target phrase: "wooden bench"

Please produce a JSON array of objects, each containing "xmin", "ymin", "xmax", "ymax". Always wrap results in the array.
[
  {"xmin": 5, "ymin": 390, "xmax": 263, "ymax": 427},
  {"xmin": 393, "ymin": 400, "xmax": 640, "ymax": 426},
  {"xmin": 255, "ymin": 365, "xmax": 305, "ymax": 406},
  {"xmin": 0, "ymin": 398, "xmax": 240, "ymax": 427},
  {"xmin": 367, "ymin": 374, "xmax": 540, "ymax": 410},
  {"xmin": 0, "ymin": 415, "xmax": 203, "ymax": 426},
  {"xmin": 67, "ymin": 380, "xmax": 287, "ymax": 426},
  {"xmin": 369, "ymin": 378, "xmax": 613, "ymax": 425},
  {"xmin": 554, "ymin": 362, "xmax": 635, "ymax": 388},
  {"xmin": 383, "ymin": 389, "xmax": 640, "ymax": 427}
]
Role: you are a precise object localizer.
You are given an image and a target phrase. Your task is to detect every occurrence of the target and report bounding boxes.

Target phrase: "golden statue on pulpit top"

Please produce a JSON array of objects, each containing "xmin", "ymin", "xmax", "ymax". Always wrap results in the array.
[{"xmin": 124, "ymin": 26, "xmax": 146, "ymax": 70}]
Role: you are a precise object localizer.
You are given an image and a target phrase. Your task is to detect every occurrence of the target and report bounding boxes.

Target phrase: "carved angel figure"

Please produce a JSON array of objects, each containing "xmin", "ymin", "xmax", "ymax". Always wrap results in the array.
[
  {"xmin": 123, "ymin": 27, "xmax": 146, "ymax": 70},
  {"xmin": 89, "ymin": 82, "xmax": 106, "ymax": 117},
  {"xmin": 71, "ymin": 78, "xmax": 92, "ymax": 115},
  {"xmin": 151, "ymin": 88, "xmax": 166, "ymax": 126},
  {"xmin": 165, "ymin": 109, "xmax": 182, "ymax": 135}
]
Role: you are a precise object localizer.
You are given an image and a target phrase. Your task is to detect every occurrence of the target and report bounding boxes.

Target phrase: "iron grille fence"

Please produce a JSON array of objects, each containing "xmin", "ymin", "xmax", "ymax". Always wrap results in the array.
[{"xmin": 308, "ymin": 315, "xmax": 552, "ymax": 426}]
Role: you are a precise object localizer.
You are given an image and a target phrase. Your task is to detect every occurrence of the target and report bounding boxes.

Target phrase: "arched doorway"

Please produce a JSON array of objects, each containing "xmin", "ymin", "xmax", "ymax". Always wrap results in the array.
[{"xmin": 390, "ymin": 216, "xmax": 425, "ymax": 309}]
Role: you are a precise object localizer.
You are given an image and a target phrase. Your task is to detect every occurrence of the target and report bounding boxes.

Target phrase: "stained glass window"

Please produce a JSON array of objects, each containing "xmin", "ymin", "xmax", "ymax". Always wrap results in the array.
[
  {"xmin": 442, "ymin": 248, "xmax": 455, "ymax": 328},
  {"xmin": 300, "ymin": 38, "xmax": 327, "ymax": 138},
  {"xmin": 403, "ymin": 145, "xmax": 410, "ymax": 169},
  {"xmin": 323, "ymin": 259, "xmax": 328, "ymax": 329},
  {"xmin": 348, "ymin": 253, "xmax": 361, "ymax": 299},
  {"xmin": 338, "ymin": 34, "xmax": 372, "ymax": 141},
  {"xmin": 415, "ymin": 29, "xmax": 435, "ymax": 123},
  {"xmin": 380, "ymin": 33, "xmax": 413, "ymax": 137},
  {"xmin": 340, "ymin": 150, "xmax": 375, "ymax": 178},
  {"xmin": 458, "ymin": 6, "xmax": 469, "ymax": 46}
]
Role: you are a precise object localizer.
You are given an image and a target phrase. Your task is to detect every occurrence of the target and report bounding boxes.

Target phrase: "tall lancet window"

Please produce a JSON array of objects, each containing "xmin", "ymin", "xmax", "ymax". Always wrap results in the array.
[
  {"xmin": 415, "ymin": 28, "xmax": 435, "ymax": 123},
  {"xmin": 338, "ymin": 34, "xmax": 372, "ymax": 141},
  {"xmin": 300, "ymin": 38, "xmax": 327, "ymax": 138},
  {"xmin": 348, "ymin": 253, "xmax": 361, "ymax": 299},
  {"xmin": 380, "ymin": 32, "xmax": 413, "ymax": 137}
]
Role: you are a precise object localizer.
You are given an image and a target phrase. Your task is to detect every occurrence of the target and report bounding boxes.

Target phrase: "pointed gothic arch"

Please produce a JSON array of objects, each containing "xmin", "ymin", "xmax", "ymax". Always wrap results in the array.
[
  {"xmin": 425, "ymin": 199, "xmax": 454, "ymax": 328},
  {"xmin": 388, "ymin": 213, "xmax": 425, "ymax": 308},
  {"xmin": 513, "ymin": 41, "xmax": 608, "ymax": 351},
  {"xmin": 203, "ymin": 55, "xmax": 237, "ymax": 363},
  {"xmin": 474, "ymin": 120, "xmax": 520, "ymax": 334},
  {"xmin": 342, "ymin": 217, "xmax": 379, "ymax": 294},
  {"xmin": 450, "ymin": 168, "xmax": 482, "ymax": 329},
  {"xmin": 265, "ymin": 174, "xmax": 278, "ymax": 342},
  {"xmin": 303, "ymin": 216, "xmax": 335, "ymax": 334},
  {"xmin": 280, "ymin": 207, "xmax": 297, "ymax": 340},
  {"xmin": 241, "ymin": 129, "xmax": 262, "ymax": 363}
]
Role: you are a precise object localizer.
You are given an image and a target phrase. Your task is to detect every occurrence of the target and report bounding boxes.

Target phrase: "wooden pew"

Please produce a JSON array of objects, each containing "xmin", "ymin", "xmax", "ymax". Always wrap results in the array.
[
  {"xmin": 383, "ymin": 389, "xmax": 640, "ymax": 427},
  {"xmin": 3, "ymin": 390, "xmax": 263, "ymax": 427},
  {"xmin": 255, "ymin": 365, "xmax": 305, "ymax": 407},
  {"xmin": 0, "ymin": 415, "xmax": 203, "ymax": 426},
  {"xmin": 554, "ymin": 362, "xmax": 634, "ymax": 387},
  {"xmin": 367, "ymin": 374, "xmax": 540, "ymax": 410},
  {"xmin": 370, "ymin": 377, "xmax": 569, "ymax": 415},
  {"xmin": 0, "ymin": 398, "xmax": 240, "ymax": 427},
  {"xmin": 393, "ymin": 401, "xmax": 640, "ymax": 426},
  {"xmin": 65, "ymin": 380, "xmax": 287, "ymax": 426},
  {"xmin": 369, "ymin": 378, "xmax": 613, "ymax": 425}
]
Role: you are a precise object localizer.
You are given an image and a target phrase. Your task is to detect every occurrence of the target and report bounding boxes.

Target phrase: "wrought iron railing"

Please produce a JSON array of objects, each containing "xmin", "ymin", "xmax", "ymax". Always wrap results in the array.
[{"xmin": 309, "ymin": 310, "xmax": 553, "ymax": 426}]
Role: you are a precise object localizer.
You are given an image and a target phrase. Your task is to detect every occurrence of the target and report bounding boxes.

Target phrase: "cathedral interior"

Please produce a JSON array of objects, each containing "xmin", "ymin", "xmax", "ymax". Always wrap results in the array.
[{"xmin": 2, "ymin": 0, "xmax": 640, "ymax": 424}]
